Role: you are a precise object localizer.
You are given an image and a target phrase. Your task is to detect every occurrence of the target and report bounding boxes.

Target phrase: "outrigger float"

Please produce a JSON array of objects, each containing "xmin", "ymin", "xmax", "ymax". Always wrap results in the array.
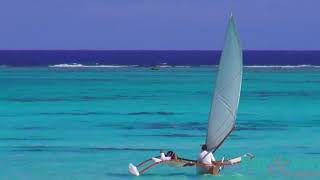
[{"xmin": 129, "ymin": 15, "xmax": 254, "ymax": 176}]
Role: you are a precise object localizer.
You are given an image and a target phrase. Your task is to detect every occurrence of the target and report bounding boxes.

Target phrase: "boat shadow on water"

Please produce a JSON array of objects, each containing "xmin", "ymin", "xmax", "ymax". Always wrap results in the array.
[
  {"xmin": 107, "ymin": 172, "xmax": 246, "ymax": 178},
  {"xmin": 106, "ymin": 172, "xmax": 189, "ymax": 177}
]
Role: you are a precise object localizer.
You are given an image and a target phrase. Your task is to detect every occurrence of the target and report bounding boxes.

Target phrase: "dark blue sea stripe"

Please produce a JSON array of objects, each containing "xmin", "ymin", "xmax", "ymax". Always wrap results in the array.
[
  {"xmin": 0, "ymin": 137, "xmax": 58, "ymax": 141},
  {"xmin": 243, "ymin": 91, "xmax": 320, "ymax": 97},
  {"xmin": 1, "ymin": 50, "xmax": 320, "ymax": 66},
  {"xmin": 126, "ymin": 133, "xmax": 245, "ymax": 139},
  {"xmin": 96, "ymin": 119, "xmax": 296, "ymax": 132},
  {"xmin": 5, "ymin": 90, "xmax": 319, "ymax": 103},
  {"xmin": 3, "ymin": 145, "xmax": 161, "ymax": 153},
  {"xmin": 96, "ymin": 121, "xmax": 206, "ymax": 131},
  {"xmin": 236, "ymin": 119, "xmax": 288, "ymax": 131},
  {"xmin": 3, "ymin": 94, "xmax": 165, "ymax": 102},
  {"xmin": 128, "ymin": 133, "xmax": 204, "ymax": 137},
  {"xmin": 4, "ymin": 97, "xmax": 67, "ymax": 102},
  {"xmin": 304, "ymin": 152, "xmax": 320, "ymax": 155},
  {"xmin": 37, "ymin": 112, "xmax": 108, "ymax": 116},
  {"xmin": 25, "ymin": 111, "xmax": 182, "ymax": 117},
  {"xmin": 15, "ymin": 126, "xmax": 55, "ymax": 131},
  {"xmin": 244, "ymin": 79, "xmax": 320, "ymax": 84},
  {"xmin": 126, "ymin": 112, "xmax": 183, "ymax": 115}
]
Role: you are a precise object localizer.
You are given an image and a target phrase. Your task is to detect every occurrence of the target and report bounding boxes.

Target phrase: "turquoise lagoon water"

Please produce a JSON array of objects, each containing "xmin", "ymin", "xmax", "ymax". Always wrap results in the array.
[{"xmin": 0, "ymin": 66, "xmax": 319, "ymax": 180}]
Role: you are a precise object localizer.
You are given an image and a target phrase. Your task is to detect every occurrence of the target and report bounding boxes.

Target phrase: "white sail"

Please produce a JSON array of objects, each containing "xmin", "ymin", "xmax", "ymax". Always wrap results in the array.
[{"xmin": 206, "ymin": 15, "xmax": 243, "ymax": 151}]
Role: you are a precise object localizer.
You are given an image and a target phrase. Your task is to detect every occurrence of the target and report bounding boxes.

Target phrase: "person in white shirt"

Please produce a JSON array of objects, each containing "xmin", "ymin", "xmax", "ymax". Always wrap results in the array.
[
  {"xmin": 152, "ymin": 150, "xmax": 177, "ymax": 162},
  {"xmin": 197, "ymin": 144, "xmax": 223, "ymax": 174},
  {"xmin": 198, "ymin": 144, "xmax": 215, "ymax": 165}
]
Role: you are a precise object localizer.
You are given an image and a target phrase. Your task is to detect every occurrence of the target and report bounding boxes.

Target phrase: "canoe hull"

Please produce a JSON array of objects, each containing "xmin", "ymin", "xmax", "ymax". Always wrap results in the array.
[{"xmin": 196, "ymin": 165, "xmax": 220, "ymax": 175}]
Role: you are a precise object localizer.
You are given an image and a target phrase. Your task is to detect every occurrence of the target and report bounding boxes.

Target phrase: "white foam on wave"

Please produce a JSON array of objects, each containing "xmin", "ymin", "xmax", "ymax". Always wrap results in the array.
[
  {"xmin": 152, "ymin": 63, "xmax": 192, "ymax": 68},
  {"xmin": 245, "ymin": 65, "xmax": 320, "ymax": 68},
  {"xmin": 49, "ymin": 63, "xmax": 138, "ymax": 68},
  {"xmin": 48, "ymin": 64, "xmax": 320, "ymax": 69},
  {"xmin": 175, "ymin": 65, "xmax": 191, "ymax": 68},
  {"xmin": 158, "ymin": 65, "xmax": 171, "ymax": 68}
]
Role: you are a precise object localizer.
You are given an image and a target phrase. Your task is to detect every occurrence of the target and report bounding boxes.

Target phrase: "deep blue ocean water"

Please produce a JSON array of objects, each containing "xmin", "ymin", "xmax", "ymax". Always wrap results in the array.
[
  {"xmin": 0, "ymin": 51, "xmax": 320, "ymax": 179},
  {"xmin": 1, "ymin": 50, "xmax": 320, "ymax": 66}
]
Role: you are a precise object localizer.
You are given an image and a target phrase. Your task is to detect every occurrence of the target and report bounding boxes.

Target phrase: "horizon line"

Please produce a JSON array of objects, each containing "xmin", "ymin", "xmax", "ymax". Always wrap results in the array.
[{"xmin": 0, "ymin": 48, "xmax": 320, "ymax": 51}]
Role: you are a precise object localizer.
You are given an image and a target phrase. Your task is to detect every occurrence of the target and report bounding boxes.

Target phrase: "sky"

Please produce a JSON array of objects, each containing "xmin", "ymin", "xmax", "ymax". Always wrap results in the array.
[{"xmin": 0, "ymin": 0, "xmax": 319, "ymax": 50}]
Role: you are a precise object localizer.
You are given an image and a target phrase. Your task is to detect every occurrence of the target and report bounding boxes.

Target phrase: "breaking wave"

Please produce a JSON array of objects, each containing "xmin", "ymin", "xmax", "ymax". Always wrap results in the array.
[
  {"xmin": 44, "ymin": 63, "xmax": 320, "ymax": 69},
  {"xmin": 245, "ymin": 65, "xmax": 320, "ymax": 68},
  {"xmin": 49, "ymin": 63, "xmax": 138, "ymax": 68}
]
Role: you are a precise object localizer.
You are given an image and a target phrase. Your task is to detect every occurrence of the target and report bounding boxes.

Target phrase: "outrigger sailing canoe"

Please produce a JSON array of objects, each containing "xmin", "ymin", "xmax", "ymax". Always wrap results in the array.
[{"xmin": 128, "ymin": 15, "xmax": 254, "ymax": 176}]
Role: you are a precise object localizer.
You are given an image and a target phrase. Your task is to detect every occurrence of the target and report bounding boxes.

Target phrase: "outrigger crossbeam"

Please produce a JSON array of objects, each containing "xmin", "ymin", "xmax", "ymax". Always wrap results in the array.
[{"xmin": 129, "ymin": 153, "xmax": 254, "ymax": 176}]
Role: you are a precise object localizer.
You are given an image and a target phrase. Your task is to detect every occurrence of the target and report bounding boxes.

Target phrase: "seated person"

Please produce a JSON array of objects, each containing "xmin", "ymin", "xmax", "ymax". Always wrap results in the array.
[
  {"xmin": 198, "ymin": 144, "xmax": 215, "ymax": 165},
  {"xmin": 163, "ymin": 151, "xmax": 177, "ymax": 160},
  {"xmin": 153, "ymin": 150, "xmax": 177, "ymax": 162}
]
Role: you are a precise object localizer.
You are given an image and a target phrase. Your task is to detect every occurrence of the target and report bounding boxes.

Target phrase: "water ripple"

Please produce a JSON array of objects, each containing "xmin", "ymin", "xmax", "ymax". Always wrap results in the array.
[
  {"xmin": 15, "ymin": 126, "xmax": 54, "ymax": 131},
  {"xmin": 127, "ymin": 112, "xmax": 183, "ymax": 116},
  {"xmin": 4, "ymin": 146, "xmax": 161, "ymax": 153},
  {"xmin": 0, "ymin": 137, "xmax": 58, "ymax": 141},
  {"xmin": 244, "ymin": 91, "xmax": 320, "ymax": 97},
  {"xmin": 237, "ymin": 119, "xmax": 288, "ymax": 131}
]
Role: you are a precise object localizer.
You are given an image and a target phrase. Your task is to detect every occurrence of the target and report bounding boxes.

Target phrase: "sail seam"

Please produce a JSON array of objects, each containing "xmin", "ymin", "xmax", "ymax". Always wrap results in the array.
[
  {"xmin": 211, "ymin": 110, "xmax": 233, "ymax": 145},
  {"xmin": 212, "ymin": 124, "xmax": 235, "ymax": 153},
  {"xmin": 210, "ymin": 71, "xmax": 242, "ymax": 135},
  {"xmin": 217, "ymin": 95, "xmax": 235, "ymax": 119},
  {"xmin": 216, "ymin": 121, "xmax": 234, "ymax": 141},
  {"xmin": 215, "ymin": 70, "xmax": 242, "ymax": 99},
  {"xmin": 207, "ymin": 113, "xmax": 232, "ymax": 150},
  {"xmin": 206, "ymin": 71, "xmax": 242, "ymax": 149}
]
